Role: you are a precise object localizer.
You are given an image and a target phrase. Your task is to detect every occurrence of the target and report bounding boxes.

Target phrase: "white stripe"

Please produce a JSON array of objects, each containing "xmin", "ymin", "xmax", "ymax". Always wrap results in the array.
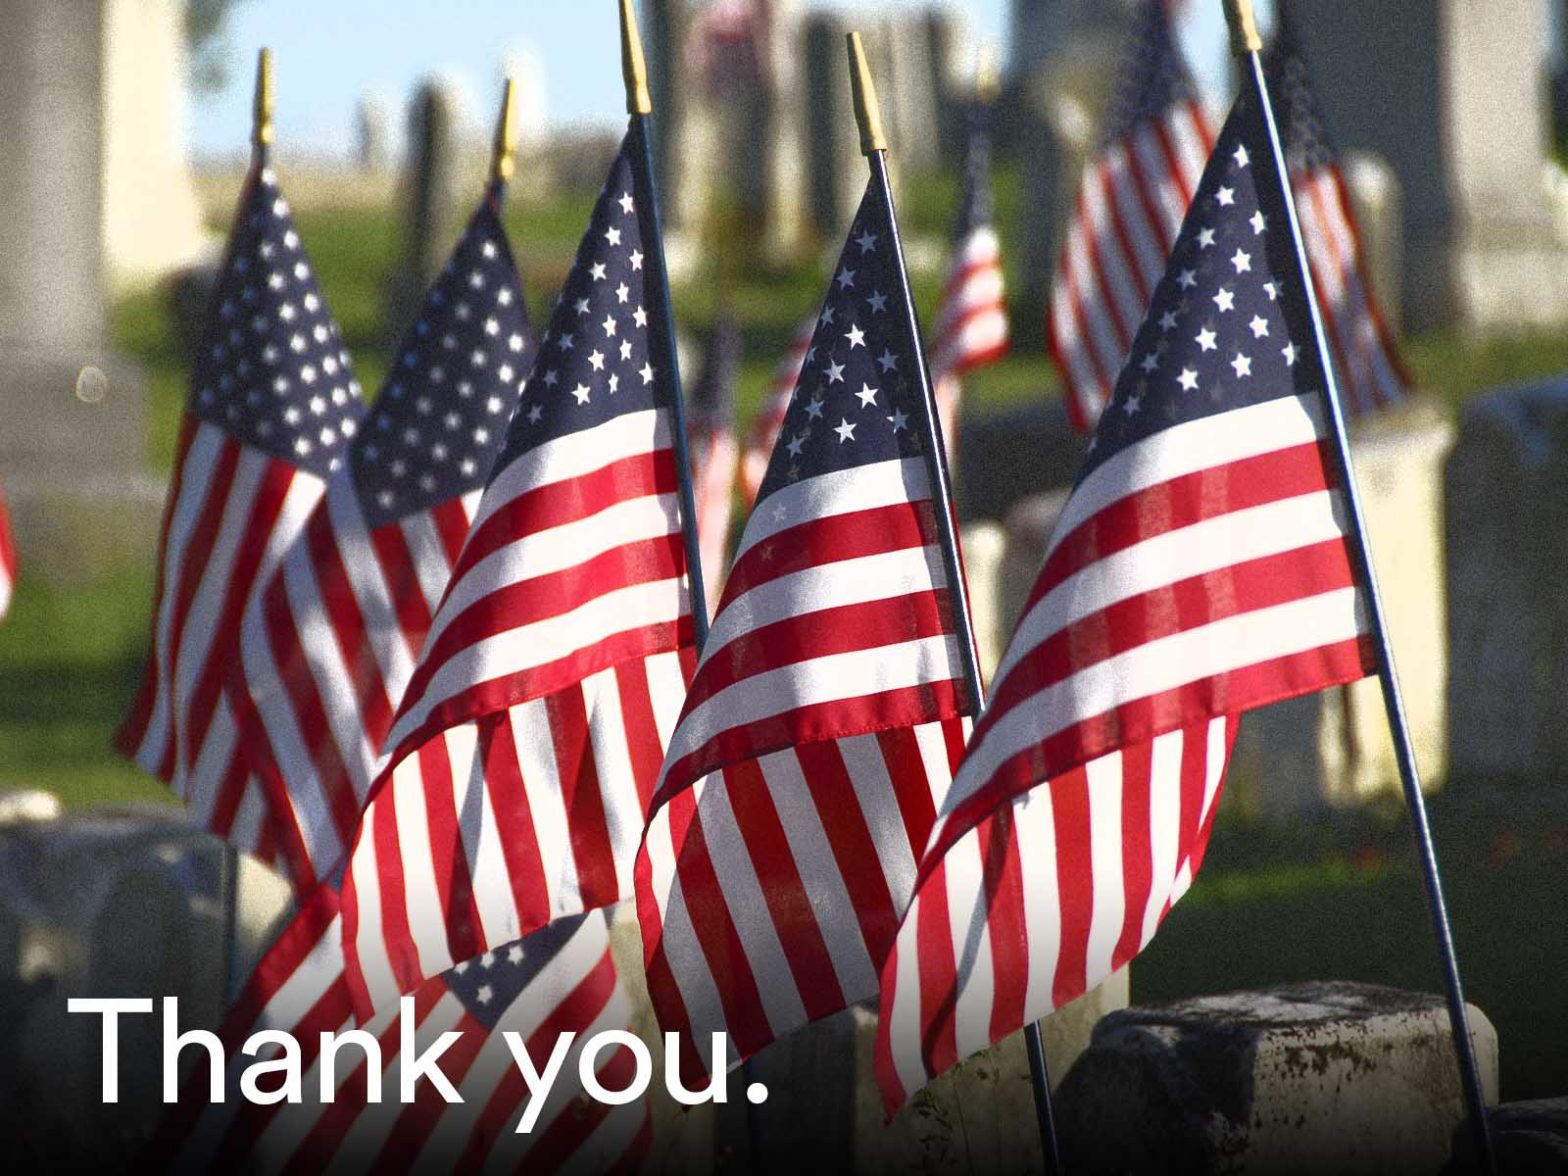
[
  {"xmin": 390, "ymin": 753, "xmax": 454, "ymax": 985},
  {"xmin": 347, "ymin": 834, "xmax": 398, "ymax": 1011},
  {"xmin": 584, "ymin": 665, "xmax": 643, "ymax": 898},
  {"xmin": 510, "ymin": 694, "xmax": 583, "ymax": 918},
  {"xmin": 449, "ymin": 722, "xmax": 523, "ymax": 950},
  {"xmin": 1015, "ymin": 781, "xmax": 1062, "ymax": 1023},
  {"xmin": 731, "ymin": 456, "xmax": 932, "ymax": 563},
  {"xmin": 839, "ymin": 733, "xmax": 921, "ymax": 910},
  {"xmin": 1141, "ymin": 727, "xmax": 1184, "ymax": 947},
  {"xmin": 399, "ymin": 508, "xmax": 457, "ymax": 618},
  {"xmin": 1102, "ymin": 139, "xmax": 1167, "ymax": 293},
  {"xmin": 944, "ymin": 831, "xmax": 996, "ymax": 1064},
  {"xmin": 1082, "ymin": 751, "xmax": 1125, "ymax": 985}
]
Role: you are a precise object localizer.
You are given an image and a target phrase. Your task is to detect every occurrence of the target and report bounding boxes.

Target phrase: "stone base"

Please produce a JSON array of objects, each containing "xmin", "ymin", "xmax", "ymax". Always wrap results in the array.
[{"xmin": 1054, "ymin": 981, "xmax": 1499, "ymax": 1176}]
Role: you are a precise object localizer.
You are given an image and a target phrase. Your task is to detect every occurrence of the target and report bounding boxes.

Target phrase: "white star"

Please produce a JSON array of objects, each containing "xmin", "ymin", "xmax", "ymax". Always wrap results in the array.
[
  {"xmin": 508, "ymin": 943, "xmax": 525, "ymax": 964},
  {"xmin": 589, "ymin": 350, "xmax": 606, "ymax": 371},
  {"xmin": 509, "ymin": 333, "xmax": 525, "ymax": 352},
  {"xmin": 1139, "ymin": 353, "xmax": 1158, "ymax": 373},
  {"xmin": 1214, "ymin": 288, "xmax": 1235, "ymax": 313},
  {"xmin": 1177, "ymin": 269, "xmax": 1197, "ymax": 290},
  {"xmin": 616, "ymin": 282, "xmax": 630, "ymax": 304},
  {"xmin": 1251, "ymin": 211, "xmax": 1267, "ymax": 235},
  {"xmin": 804, "ymin": 398, "xmax": 825, "ymax": 420},
  {"xmin": 1249, "ymin": 315, "xmax": 1270, "ymax": 339},
  {"xmin": 619, "ymin": 340, "xmax": 633, "ymax": 360},
  {"xmin": 1196, "ymin": 327, "xmax": 1218, "ymax": 352},
  {"xmin": 855, "ymin": 229, "xmax": 878, "ymax": 254},
  {"xmin": 786, "ymin": 433, "xmax": 806, "ymax": 457},
  {"xmin": 618, "ymin": 191, "xmax": 635, "ymax": 215},
  {"xmin": 856, "ymin": 383, "xmax": 878, "ymax": 407},
  {"xmin": 633, "ymin": 306, "xmax": 648, "ymax": 328},
  {"xmin": 836, "ymin": 266, "xmax": 856, "ymax": 290},
  {"xmin": 1158, "ymin": 310, "xmax": 1178, "ymax": 332},
  {"xmin": 527, "ymin": 403, "xmax": 543, "ymax": 422},
  {"xmin": 877, "ymin": 349, "xmax": 898, "ymax": 373},
  {"xmin": 887, "ymin": 407, "xmax": 909, "ymax": 432},
  {"xmin": 1283, "ymin": 342, "xmax": 1298, "ymax": 366},
  {"xmin": 482, "ymin": 240, "xmax": 498, "ymax": 260},
  {"xmin": 602, "ymin": 315, "xmax": 618, "ymax": 337},
  {"xmin": 819, "ymin": 304, "xmax": 836, "ymax": 326},
  {"xmin": 1216, "ymin": 186, "xmax": 1235, "ymax": 207},
  {"xmin": 1231, "ymin": 249, "xmax": 1252, "ymax": 274},
  {"xmin": 867, "ymin": 290, "xmax": 888, "ymax": 314},
  {"xmin": 1234, "ymin": 144, "xmax": 1250, "ymax": 168},
  {"xmin": 543, "ymin": 370, "xmax": 558, "ymax": 387},
  {"xmin": 1264, "ymin": 282, "xmax": 1279, "ymax": 302},
  {"xmin": 629, "ymin": 250, "xmax": 643, "ymax": 271},
  {"xmin": 605, "ymin": 226, "xmax": 622, "ymax": 247},
  {"xmin": 1178, "ymin": 367, "xmax": 1199, "ymax": 391},
  {"xmin": 498, "ymin": 288, "xmax": 514, "ymax": 306},
  {"xmin": 572, "ymin": 383, "xmax": 591, "ymax": 404},
  {"xmin": 484, "ymin": 317, "xmax": 500, "ymax": 337},
  {"xmin": 846, "ymin": 324, "xmax": 865, "ymax": 349},
  {"xmin": 834, "ymin": 419, "xmax": 857, "ymax": 443},
  {"xmin": 477, "ymin": 985, "xmax": 493, "ymax": 1005},
  {"xmin": 1231, "ymin": 353, "xmax": 1253, "ymax": 378},
  {"xmin": 590, "ymin": 263, "xmax": 607, "ymax": 281},
  {"xmin": 825, "ymin": 361, "xmax": 845, "ymax": 384},
  {"xmin": 640, "ymin": 362, "xmax": 655, "ymax": 385},
  {"xmin": 1197, "ymin": 228, "xmax": 1216, "ymax": 250},
  {"xmin": 608, "ymin": 373, "xmax": 620, "ymax": 393},
  {"xmin": 1123, "ymin": 392, "xmax": 1141, "ymax": 416},
  {"xmin": 469, "ymin": 270, "xmax": 486, "ymax": 289},
  {"xmin": 575, "ymin": 297, "xmax": 590, "ymax": 316},
  {"xmin": 559, "ymin": 333, "xmax": 575, "ymax": 351}
]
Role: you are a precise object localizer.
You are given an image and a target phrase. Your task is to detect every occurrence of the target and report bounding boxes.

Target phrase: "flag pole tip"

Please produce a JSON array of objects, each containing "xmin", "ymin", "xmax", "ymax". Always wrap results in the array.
[
  {"xmin": 976, "ymin": 43, "xmax": 1001, "ymax": 104},
  {"xmin": 1224, "ymin": 0, "xmax": 1263, "ymax": 55},
  {"xmin": 491, "ymin": 77, "xmax": 519, "ymax": 184},
  {"xmin": 619, "ymin": 0, "xmax": 653, "ymax": 116},
  {"xmin": 846, "ymin": 32, "xmax": 888, "ymax": 156},
  {"xmin": 253, "ymin": 48, "xmax": 275, "ymax": 150}
]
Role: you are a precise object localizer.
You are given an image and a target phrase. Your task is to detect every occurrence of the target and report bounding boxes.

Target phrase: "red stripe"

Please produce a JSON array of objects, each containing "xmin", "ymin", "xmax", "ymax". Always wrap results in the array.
[
  {"xmin": 429, "ymin": 495, "xmax": 472, "ymax": 569},
  {"xmin": 371, "ymin": 517, "xmax": 439, "ymax": 663},
  {"xmin": 417, "ymin": 738, "xmax": 485, "ymax": 972},
  {"xmin": 1112, "ymin": 741, "xmax": 1153, "ymax": 972},
  {"xmin": 614, "ymin": 659, "xmax": 670, "ymax": 813},
  {"xmin": 547, "ymin": 685, "xmax": 620, "ymax": 912},
  {"xmin": 478, "ymin": 711, "xmax": 552, "ymax": 943},
  {"xmin": 876, "ymin": 726, "xmax": 939, "ymax": 858},
  {"xmin": 911, "ymin": 856, "xmax": 958, "ymax": 1078},
  {"xmin": 1049, "ymin": 767, "xmax": 1094, "ymax": 1005},
  {"xmin": 1094, "ymin": 157, "xmax": 1154, "ymax": 309},
  {"xmin": 981, "ymin": 807, "xmax": 1030, "ymax": 1044}
]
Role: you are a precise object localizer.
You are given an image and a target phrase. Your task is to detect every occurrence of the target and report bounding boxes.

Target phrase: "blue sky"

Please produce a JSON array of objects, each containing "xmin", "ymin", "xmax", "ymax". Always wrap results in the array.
[{"xmin": 191, "ymin": 1, "xmax": 1243, "ymax": 159}]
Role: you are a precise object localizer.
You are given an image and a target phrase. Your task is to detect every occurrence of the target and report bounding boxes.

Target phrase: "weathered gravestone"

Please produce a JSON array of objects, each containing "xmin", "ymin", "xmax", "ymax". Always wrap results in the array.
[
  {"xmin": 803, "ymin": 10, "xmax": 872, "ymax": 242},
  {"xmin": 1054, "ymin": 982, "xmax": 1499, "ymax": 1176},
  {"xmin": 1290, "ymin": 0, "xmax": 1568, "ymax": 334},
  {"xmin": 385, "ymin": 78, "xmax": 462, "ymax": 346},
  {"xmin": 355, "ymin": 91, "xmax": 392, "ymax": 173},
  {"xmin": 1445, "ymin": 378, "xmax": 1568, "ymax": 785}
]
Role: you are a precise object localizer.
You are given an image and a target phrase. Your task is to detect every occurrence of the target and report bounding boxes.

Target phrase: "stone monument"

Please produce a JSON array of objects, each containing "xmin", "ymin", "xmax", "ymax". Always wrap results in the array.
[
  {"xmin": 1291, "ymin": 0, "xmax": 1568, "ymax": 334},
  {"xmin": 385, "ymin": 78, "xmax": 462, "ymax": 345}
]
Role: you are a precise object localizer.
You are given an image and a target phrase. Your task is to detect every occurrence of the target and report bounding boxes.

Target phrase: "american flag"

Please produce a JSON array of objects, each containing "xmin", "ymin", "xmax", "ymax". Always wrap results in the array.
[
  {"xmin": 0, "ymin": 477, "xmax": 15, "ymax": 621},
  {"xmin": 1265, "ymin": 10, "xmax": 1408, "ymax": 415},
  {"xmin": 929, "ymin": 91, "xmax": 1010, "ymax": 456},
  {"xmin": 147, "ymin": 889, "xmax": 649, "ymax": 1173},
  {"xmin": 1049, "ymin": 0, "xmax": 1214, "ymax": 433},
  {"xmin": 230, "ymin": 187, "xmax": 535, "ymax": 894},
  {"xmin": 635, "ymin": 183, "xmax": 972, "ymax": 1078},
  {"xmin": 876, "ymin": 70, "xmax": 1378, "ymax": 1112},
  {"xmin": 740, "ymin": 318, "xmax": 814, "ymax": 507},
  {"xmin": 340, "ymin": 134, "xmax": 696, "ymax": 1016},
  {"xmin": 688, "ymin": 313, "xmax": 741, "ymax": 603},
  {"xmin": 117, "ymin": 164, "xmax": 365, "ymax": 858}
]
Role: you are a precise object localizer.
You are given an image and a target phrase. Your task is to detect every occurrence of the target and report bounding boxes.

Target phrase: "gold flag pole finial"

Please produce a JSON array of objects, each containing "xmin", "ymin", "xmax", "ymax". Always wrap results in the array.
[
  {"xmin": 976, "ymin": 43, "xmax": 1001, "ymax": 104},
  {"xmin": 491, "ymin": 77, "xmax": 519, "ymax": 184},
  {"xmin": 847, "ymin": 32, "xmax": 888, "ymax": 156},
  {"xmin": 1224, "ymin": 0, "xmax": 1263, "ymax": 56},
  {"xmin": 253, "ymin": 48, "xmax": 275, "ymax": 152},
  {"xmin": 620, "ymin": 0, "xmax": 653, "ymax": 116}
]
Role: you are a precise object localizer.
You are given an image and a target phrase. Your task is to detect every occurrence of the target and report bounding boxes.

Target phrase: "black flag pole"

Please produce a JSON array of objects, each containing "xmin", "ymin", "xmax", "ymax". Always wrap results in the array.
[
  {"xmin": 620, "ymin": 0, "xmax": 712, "ymax": 647},
  {"xmin": 1223, "ymin": 2, "xmax": 1496, "ymax": 1171},
  {"xmin": 848, "ymin": 32, "xmax": 1064, "ymax": 1176}
]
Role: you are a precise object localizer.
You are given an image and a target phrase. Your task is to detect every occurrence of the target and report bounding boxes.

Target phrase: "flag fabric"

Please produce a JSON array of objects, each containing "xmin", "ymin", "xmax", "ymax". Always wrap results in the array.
[
  {"xmin": 636, "ymin": 182, "xmax": 973, "ymax": 1078},
  {"xmin": 116, "ymin": 164, "xmax": 366, "ymax": 858},
  {"xmin": 1265, "ymin": 10, "xmax": 1409, "ymax": 416},
  {"xmin": 230, "ymin": 188, "xmax": 535, "ymax": 894},
  {"xmin": 0, "ymin": 477, "xmax": 15, "ymax": 621},
  {"xmin": 147, "ymin": 889, "xmax": 650, "ymax": 1174},
  {"xmin": 1049, "ymin": 0, "xmax": 1214, "ymax": 433},
  {"xmin": 876, "ymin": 69, "xmax": 1378, "ymax": 1112},
  {"xmin": 929, "ymin": 93, "xmax": 1010, "ymax": 456},
  {"xmin": 687, "ymin": 314, "xmax": 742, "ymax": 603},
  {"xmin": 340, "ymin": 133, "xmax": 697, "ymax": 1017},
  {"xmin": 740, "ymin": 318, "xmax": 813, "ymax": 506}
]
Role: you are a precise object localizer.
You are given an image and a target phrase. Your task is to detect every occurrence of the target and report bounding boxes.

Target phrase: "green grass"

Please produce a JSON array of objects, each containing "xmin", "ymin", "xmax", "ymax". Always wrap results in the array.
[{"xmin": 7, "ymin": 162, "xmax": 1566, "ymax": 1104}]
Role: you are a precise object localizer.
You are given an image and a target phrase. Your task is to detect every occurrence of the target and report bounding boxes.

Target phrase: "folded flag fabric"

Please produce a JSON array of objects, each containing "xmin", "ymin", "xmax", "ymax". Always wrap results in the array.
[
  {"xmin": 0, "ymin": 476, "xmax": 15, "ymax": 622},
  {"xmin": 877, "ymin": 65, "xmax": 1377, "ymax": 1113},
  {"xmin": 740, "ymin": 318, "xmax": 814, "ymax": 507}
]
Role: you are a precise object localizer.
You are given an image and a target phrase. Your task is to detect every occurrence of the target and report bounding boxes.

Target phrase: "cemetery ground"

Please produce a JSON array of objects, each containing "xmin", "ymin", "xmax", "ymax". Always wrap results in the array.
[{"xmin": 2, "ymin": 164, "xmax": 1565, "ymax": 1106}]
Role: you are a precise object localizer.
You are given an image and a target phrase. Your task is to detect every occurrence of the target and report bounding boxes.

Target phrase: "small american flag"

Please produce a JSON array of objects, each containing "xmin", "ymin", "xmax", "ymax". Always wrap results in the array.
[
  {"xmin": 340, "ymin": 134, "xmax": 696, "ymax": 1016},
  {"xmin": 1049, "ymin": 0, "xmax": 1214, "ymax": 433},
  {"xmin": 740, "ymin": 318, "xmax": 814, "ymax": 507},
  {"xmin": 230, "ymin": 186, "xmax": 535, "ymax": 894},
  {"xmin": 636, "ymin": 183, "xmax": 971, "ymax": 1078},
  {"xmin": 0, "ymin": 477, "xmax": 15, "ymax": 621},
  {"xmin": 929, "ymin": 91, "xmax": 1010, "ymax": 456},
  {"xmin": 877, "ymin": 70, "xmax": 1377, "ymax": 1112},
  {"xmin": 687, "ymin": 313, "xmax": 742, "ymax": 603},
  {"xmin": 117, "ymin": 164, "xmax": 365, "ymax": 858},
  {"xmin": 1265, "ymin": 10, "xmax": 1408, "ymax": 415},
  {"xmin": 147, "ymin": 890, "xmax": 649, "ymax": 1173}
]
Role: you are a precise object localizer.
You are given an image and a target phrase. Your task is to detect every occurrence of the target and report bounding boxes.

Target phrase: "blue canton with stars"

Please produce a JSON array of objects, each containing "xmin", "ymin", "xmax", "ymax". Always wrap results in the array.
[
  {"xmin": 441, "ymin": 914, "xmax": 587, "ymax": 1028},
  {"xmin": 353, "ymin": 191, "xmax": 535, "ymax": 528},
  {"xmin": 191, "ymin": 167, "xmax": 365, "ymax": 480},
  {"xmin": 1081, "ymin": 81, "xmax": 1324, "ymax": 486},
  {"xmin": 491, "ymin": 137, "xmax": 665, "ymax": 473},
  {"xmin": 755, "ymin": 186, "xmax": 927, "ymax": 504}
]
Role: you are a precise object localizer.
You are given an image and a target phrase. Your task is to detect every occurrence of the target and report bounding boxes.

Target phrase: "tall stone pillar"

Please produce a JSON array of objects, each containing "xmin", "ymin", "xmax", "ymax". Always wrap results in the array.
[
  {"xmin": 0, "ymin": 0, "xmax": 150, "ymax": 569},
  {"xmin": 1293, "ymin": 0, "xmax": 1568, "ymax": 334}
]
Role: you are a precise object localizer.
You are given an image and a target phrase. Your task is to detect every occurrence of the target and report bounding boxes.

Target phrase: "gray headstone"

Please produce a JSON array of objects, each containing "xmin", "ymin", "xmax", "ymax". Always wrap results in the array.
[
  {"xmin": 0, "ymin": 0, "xmax": 152, "ymax": 573},
  {"xmin": 1343, "ymin": 150, "xmax": 1405, "ymax": 338},
  {"xmin": 1054, "ymin": 982, "xmax": 1498, "ymax": 1175},
  {"xmin": 757, "ymin": 0, "xmax": 810, "ymax": 262},
  {"xmin": 1290, "ymin": 0, "xmax": 1568, "ymax": 334},
  {"xmin": 1010, "ymin": 0, "xmax": 1136, "ymax": 77},
  {"xmin": 925, "ymin": 5, "xmax": 973, "ymax": 170},
  {"xmin": 878, "ymin": 11, "xmax": 941, "ymax": 175},
  {"xmin": 387, "ymin": 78, "xmax": 462, "ymax": 343},
  {"xmin": 803, "ymin": 11, "xmax": 865, "ymax": 240},
  {"xmin": 355, "ymin": 91, "xmax": 391, "ymax": 173}
]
